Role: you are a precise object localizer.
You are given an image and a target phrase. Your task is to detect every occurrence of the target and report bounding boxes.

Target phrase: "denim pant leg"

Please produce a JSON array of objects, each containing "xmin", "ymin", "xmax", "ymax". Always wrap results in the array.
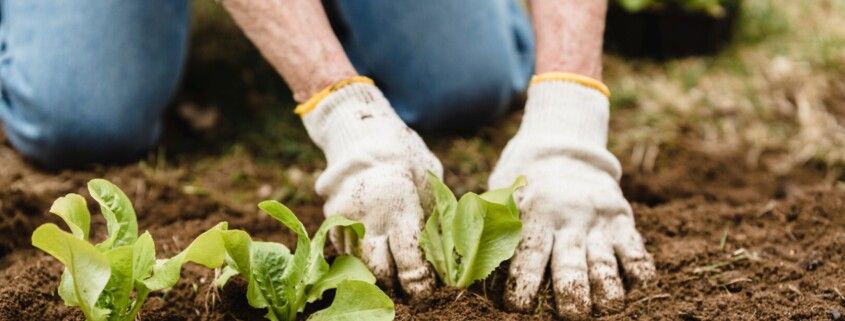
[
  {"xmin": 0, "ymin": 1, "xmax": 190, "ymax": 168},
  {"xmin": 332, "ymin": 0, "xmax": 535, "ymax": 133}
]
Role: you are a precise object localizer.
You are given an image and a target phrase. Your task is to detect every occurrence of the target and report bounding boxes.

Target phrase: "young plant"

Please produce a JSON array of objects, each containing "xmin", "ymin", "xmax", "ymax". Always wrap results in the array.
[
  {"xmin": 31, "ymin": 179, "xmax": 228, "ymax": 321},
  {"xmin": 420, "ymin": 172, "xmax": 526, "ymax": 288},
  {"xmin": 214, "ymin": 200, "xmax": 394, "ymax": 321}
]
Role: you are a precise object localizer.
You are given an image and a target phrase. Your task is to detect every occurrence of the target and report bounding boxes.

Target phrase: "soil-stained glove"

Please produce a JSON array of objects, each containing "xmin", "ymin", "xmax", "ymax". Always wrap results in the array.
[
  {"xmin": 298, "ymin": 77, "xmax": 441, "ymax": 298},
  {"xmin": 488, "ymin": 73, "xmax": 655, "ymax": 319}
]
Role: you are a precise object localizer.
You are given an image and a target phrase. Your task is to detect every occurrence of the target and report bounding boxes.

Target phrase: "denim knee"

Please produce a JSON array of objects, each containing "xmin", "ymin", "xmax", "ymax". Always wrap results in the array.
[
  {"xmin": 0, "ymin": 0, "xmax": 190, "ymax": 168},
  {"xmin": 1, "ymin": 84, "xmax": 171, "ymax": 169}
]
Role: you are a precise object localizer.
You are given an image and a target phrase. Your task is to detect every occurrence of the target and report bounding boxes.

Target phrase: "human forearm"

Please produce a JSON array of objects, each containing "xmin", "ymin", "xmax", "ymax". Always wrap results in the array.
[
  {"xmin": 224, "ymin": 1, "xmax": 440, "ymax": 298},
  {"xmin": 222, "ymin": 0, "xmax": 356, "ymax": 102},
  {"xmin": 529, "ymin": 0, "xmax": 608, "ymax": 80}
]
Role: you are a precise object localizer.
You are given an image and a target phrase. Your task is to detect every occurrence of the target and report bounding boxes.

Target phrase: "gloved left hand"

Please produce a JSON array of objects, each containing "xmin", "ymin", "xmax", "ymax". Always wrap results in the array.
[{"xmin": 489, "ymin": 74, "xmax": 655, "ymax": 319}]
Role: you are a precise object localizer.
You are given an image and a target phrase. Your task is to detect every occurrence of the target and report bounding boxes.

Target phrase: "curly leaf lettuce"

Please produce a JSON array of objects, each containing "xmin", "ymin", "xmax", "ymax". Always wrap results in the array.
[
  {"xmin": 32, "ymin": 179, "xmax": 228, "ymax": 321},
  {"xmin": 32, "ymin": 224, "xmax": 111, "ymax": 321},
  {"xmin": 215, "ymin": 201, "xmax": 392, "ymax": 321},
  {"xmin": 420, "ymin": 172, "xmax": 525, "ymax": 288}
]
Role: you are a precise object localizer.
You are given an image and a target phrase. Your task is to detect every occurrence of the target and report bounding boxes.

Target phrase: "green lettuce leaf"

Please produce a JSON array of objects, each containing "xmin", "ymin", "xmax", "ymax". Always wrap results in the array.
[
  {"xmin": 421, "ymin": 173, "xmax": 525, "ymax": 288},
  {"xmin": 214, "ymin": 266, "xmax": 241, "ymax": 288},
  {"xmin": 456, "ymin": 199, "xmax": 522, "ymax": 288},
  {"xmin": 58, "ymin": 269, "xmax": 79, "ymax": 306},
  {"xmin": 250, "ymin": 242, "xmax": 294, "ymax": 321},
  {"xmin": 221, "ymin": 229, "xmax": 253, "ymax": 277},
  {"xmin": 452, "ymin": 194, "xmax": 486, "ymax": 287},
  {"xmin": 305, "ymin": 255, "xmax": 375, "ymax": 303},
  {"xmin": 100, "ymin": 246, "xmax": 135, "ymax": 320},
  {"xmin": 419, "ymin": 172, "xmax": 458, "ymax": 283},
  {"xmin": 132, "ymin": 232, "xmax": 156, "ymax": 282},
  {"xmin": 49, "ymin": 193, "xmax": 91, "ymax": 240},
  {"xmin": 258, "ymin": 200, "xmax": 310, "ymax": 301},
  {"xmin": 32, "ymin": 224, "xmax": 111, "ymax": 321},
  {"xmin": 479, "ymin": 175, "xmax": 526, "ymax": 218},
  {"xmin": 219, "ymin": 201, "xmax": 388, "ymax": 321},
  {"xmin": 307, "ymin": 280, "xmax": 394, "ymax": 321},
  {"xmin": 306, "ymin": 215, "xmax": 365, "ymax": 285},
  {"xmin": 88, "ymin": 179, "xmax": 138, "ymax": 250},
  {"xmin": 142, "ymin": 222, "xmax": 228, "ymax": 291},
  {"xmin": 216, "ymin": 227, "xmax": 297, "ymax": 320},
  {"xmin": 33, "ymin": 179, "xmax": 234, "ymax": 321}
]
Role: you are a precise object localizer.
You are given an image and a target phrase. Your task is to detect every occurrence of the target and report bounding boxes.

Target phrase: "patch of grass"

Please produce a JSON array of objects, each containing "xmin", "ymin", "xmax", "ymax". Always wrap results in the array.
[
  {"xmin": 692, "ymin": 248, "xmax": 752, "ymax": 275},
  {"xmin": 718, "ymin": 225, "xmax": 729, "ymax": 250},
  {"xmin": 606, "ymin": 0, "xmax": 845, "ymax": 171},
  {"xmin": 734, "ymin": 0, "xmax": 790, "ymax": 44}
]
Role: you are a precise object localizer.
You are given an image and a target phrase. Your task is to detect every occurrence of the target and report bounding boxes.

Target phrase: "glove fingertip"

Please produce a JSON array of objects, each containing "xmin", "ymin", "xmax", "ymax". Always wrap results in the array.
[
  {"xmin": 554, "ymin": 285, "xmax": 591, "ymax": 321},
  {"xmin": 504, "ymin": 223, "xmax": 554, "ymax": 312},
  {"xmin": 620, "ymin": 254, "xmax": 657, "ymax": 288},
  {"xmin": 399, "ymin": 264, "xmax": 436, "ymax": 300},
  {"xmin": 360, "ymin": 235, "xmax": 396, "ymax": 290},
  {"xmin": 387, "ymin": 230, "xmax": 436, "ymax": 299},
  {"xmin": 503, "ymin": 274, "xmax": 540, "ymax": 312}
]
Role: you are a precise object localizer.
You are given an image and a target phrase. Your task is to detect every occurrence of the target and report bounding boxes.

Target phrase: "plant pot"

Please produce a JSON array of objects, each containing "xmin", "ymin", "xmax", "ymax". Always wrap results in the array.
[{"xmin": 604, "ymin": 1, "xmax": 740, "ymax": 59}]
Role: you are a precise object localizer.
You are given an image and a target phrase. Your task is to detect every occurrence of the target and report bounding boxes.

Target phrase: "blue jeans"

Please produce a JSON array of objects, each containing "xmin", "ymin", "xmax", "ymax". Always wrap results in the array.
[{"xmin": 0, "ymin": 0, "xmax": 533, "ymax": 168}]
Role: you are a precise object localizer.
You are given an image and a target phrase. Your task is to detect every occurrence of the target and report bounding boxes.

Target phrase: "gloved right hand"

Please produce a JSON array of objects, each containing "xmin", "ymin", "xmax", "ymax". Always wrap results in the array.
[
  {"xmin": 298, "ymin": 77, "xmax": 442, "ymax": 298},
  {"xmin": 489, "ymin": 75, "xmax": 655, "ymax": 319}
]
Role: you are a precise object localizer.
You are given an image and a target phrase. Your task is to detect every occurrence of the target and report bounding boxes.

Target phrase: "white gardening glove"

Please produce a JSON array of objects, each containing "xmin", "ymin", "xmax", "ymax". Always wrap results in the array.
[
  {"xmin": 489, "ymin": 75, "xmax": 655, "ymax": 319},
  {"xmin": 300, "ymin": 79, "xmax": 441, "ymax": 298}
]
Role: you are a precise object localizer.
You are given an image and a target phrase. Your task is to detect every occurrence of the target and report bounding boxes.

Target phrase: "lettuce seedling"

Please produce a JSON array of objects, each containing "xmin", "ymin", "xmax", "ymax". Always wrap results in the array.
[
  {"xmin": 31, "ymin": 179, "xmax": 228, "ymax": 321},
  {"xmin": 214, "ymin": 200, "xmax": 394, "ymax": 321},
  {"xmin": 420, "ymin": 172, "xmax": 526, "ymax": 288}
]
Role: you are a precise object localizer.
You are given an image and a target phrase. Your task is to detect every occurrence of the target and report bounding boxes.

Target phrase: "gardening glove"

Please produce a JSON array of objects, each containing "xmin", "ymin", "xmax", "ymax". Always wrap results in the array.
[
  {"xmin": 489, "ymin": 73, "xmax": 655, "ymax": 319},
  {"xmin": 298, "ymin": 76, "xmax": 440, "ymax": 298}
]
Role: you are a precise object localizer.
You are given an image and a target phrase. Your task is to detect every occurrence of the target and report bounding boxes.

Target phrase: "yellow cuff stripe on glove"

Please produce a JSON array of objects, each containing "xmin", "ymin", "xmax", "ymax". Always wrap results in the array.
[
  {"xmin": 530, "ymin": 72, "xmax": 611, "ymax": 98},
  {"xmin": 294, "ymin": 75, "xmax": 375, "ymax": 116}
]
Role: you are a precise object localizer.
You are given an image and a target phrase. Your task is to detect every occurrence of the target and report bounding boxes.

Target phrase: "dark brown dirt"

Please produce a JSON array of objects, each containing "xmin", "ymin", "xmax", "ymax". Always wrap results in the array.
[
  {"xmin": 1, "ymin": 136, "xmax": 843, "ymax": 321},
  {"xmin": 1, "ymin": 1, "xmax": 842, "ymax": 319}
]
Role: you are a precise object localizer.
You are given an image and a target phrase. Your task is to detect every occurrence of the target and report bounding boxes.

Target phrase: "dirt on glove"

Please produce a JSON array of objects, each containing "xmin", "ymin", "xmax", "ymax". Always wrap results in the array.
[{"xmin": 0, "ymin": 139, "xmax": 843, "ymax": 321}]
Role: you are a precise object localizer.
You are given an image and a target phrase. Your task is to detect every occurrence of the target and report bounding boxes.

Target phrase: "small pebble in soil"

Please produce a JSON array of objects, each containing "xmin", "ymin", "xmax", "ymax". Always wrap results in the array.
[
  {"xmin": 801, "ymin": 259, "xmax": 822, "ymax": 271},
  {"xmin": 832, "ymin": 309, "xmax": 841, "ymax": 320},
  {"xmin": 786, "ymin": 208, "xmax": 800, "ymax": 221}
]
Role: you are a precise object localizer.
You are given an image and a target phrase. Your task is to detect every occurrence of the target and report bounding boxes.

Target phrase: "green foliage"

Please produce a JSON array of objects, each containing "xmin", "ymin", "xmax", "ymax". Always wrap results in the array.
[
  {"xmin": 419, "ymin": 172, "xmax": 525, "ymax": 288},
  {"xmin": 31, "ymin": 179, "xmax": 228, "ymax": 321},
  {"xmin": 616, "ymin": 0, "xmax": 737, "ymax": 16},
  {"xmin": 306, "ymin": 280, "xmax": 394, "ymax": 321},
  {"xmin": 215, "ymin": 200, "xmax": 394, "ymax": 321}
]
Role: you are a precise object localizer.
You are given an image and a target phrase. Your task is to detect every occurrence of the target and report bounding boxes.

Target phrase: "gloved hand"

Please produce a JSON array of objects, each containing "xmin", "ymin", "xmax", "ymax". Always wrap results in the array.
[
  {"xmin": 488, "ymin": 74, "xmax": 655, "ymax": 319},
  {"xmin": 299, "ymin": 77, "xmax": 441, "ymax": 298}
]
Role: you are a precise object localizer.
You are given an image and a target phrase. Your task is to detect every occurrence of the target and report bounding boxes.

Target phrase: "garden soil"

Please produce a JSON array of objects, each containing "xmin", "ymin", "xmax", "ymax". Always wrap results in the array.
[{"xmin": 0, "ymin": 141, "xmax": 843, "ymax": 320}]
